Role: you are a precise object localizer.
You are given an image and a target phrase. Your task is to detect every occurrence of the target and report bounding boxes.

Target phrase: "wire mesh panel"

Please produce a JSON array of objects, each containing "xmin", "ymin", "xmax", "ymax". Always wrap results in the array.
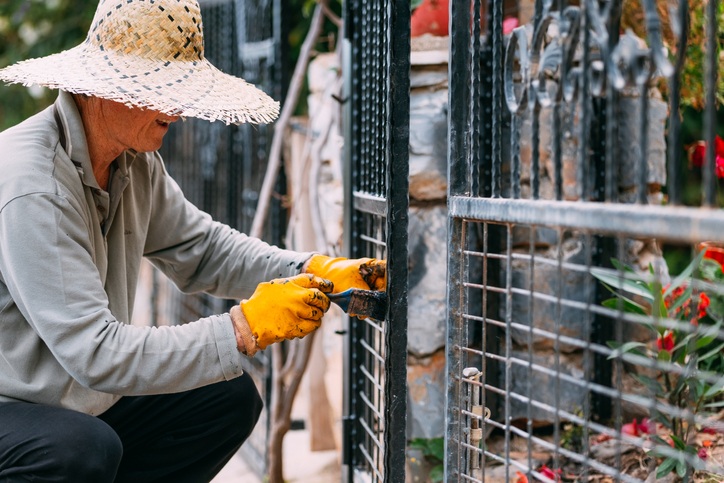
[
  {"xmin": 447, "ymin": 0, "xmax": 724, "ymax": 481},
  {"xmin": 342, "ymin": 1, "xmax": 410, "ymax": 481},
  {"xmin": 142, "ymin": 0, "xmax": 284, "ymax": 476}
]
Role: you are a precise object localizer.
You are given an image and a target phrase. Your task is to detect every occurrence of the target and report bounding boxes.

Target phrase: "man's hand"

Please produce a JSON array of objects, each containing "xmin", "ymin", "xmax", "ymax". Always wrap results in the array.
[
  {"xmin": 232, "ymin": 274, "xmax": 333, "ymax": 354},
  {"xmin": 305, "ymin": 255, "xmax": 387, "ymax": 293}
]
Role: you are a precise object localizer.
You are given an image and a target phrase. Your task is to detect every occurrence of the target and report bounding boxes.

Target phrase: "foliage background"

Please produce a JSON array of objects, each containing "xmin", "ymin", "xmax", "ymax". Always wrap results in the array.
[{"xmin": 0, "ymin": 0, "xmax": 95, "ymax": 130}]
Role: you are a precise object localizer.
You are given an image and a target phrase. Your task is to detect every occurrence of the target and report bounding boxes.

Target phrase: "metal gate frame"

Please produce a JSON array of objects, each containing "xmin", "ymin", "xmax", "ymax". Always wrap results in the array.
[
  {"xmin": 446, "ymin": 0, "xmax": 724, "ymax": 481},
  {"xmin": 341, "ymin": 0, "xmax": 410, "ymax": 481}
]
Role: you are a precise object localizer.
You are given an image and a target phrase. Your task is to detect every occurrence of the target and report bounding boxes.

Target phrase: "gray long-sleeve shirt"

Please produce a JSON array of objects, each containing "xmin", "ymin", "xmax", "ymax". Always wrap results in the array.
[{"xmin": 0, "ymin": 91, "xmax": 311, "ymax": 415}]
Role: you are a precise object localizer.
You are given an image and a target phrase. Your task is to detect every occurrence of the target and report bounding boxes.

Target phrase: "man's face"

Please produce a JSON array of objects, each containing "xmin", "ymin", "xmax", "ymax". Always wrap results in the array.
[{"xmin": 98, "ymin": 98, "xmax": 180, "ymax": 153}]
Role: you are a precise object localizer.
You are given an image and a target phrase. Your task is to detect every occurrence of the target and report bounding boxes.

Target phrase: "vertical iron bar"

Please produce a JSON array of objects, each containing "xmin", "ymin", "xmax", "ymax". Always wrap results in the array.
[
  {"xmin": 532, "ymin": 105, "xmax": 541, "ymax": 200},
  {"xmin": 704, "ymin": 0, "xmax": 719, "ymax": 207},
  {"xmin": 511, "ymin": 114, "xmax": 521, "ymax": 199},
  {"xmin": 666, "ymin": 0, "xmax": 688, "ymax": 206},
  {"xmin": 384, "ymin": 0, "xmax": 409, "ymax": 481},
  {"xmin": 637, "ymin": 81, "xmax": 649, "ymax": 205},
  {"xmin": 592, "ymin": 0, "xmax": 619, "ymax": 422},
  {"xmin": 503, "ymin": 224, "xmax": 513, "ymax": 480},
  {"xmin": 449, "ymin": 0, "xmax": 472, "ymax": 198},
  {"xmin": 446, "ymin": 0, "xmax": 473, "ymax": 478},
  {"xmin": 579, "ymin": 6, "xmax": 591, "ymax": 200},
  {"xmin": 552, "ymin": 226, "xmax": 563, "ymax": 474},
  {"xmin": 553, "ymin": 0, "xmax": 566, "ymax": 201},
  {"xmin": 491, "ymin": 0, "xmax": 503, "ymax": 197},
  {"xmin": 531, "ymin": 2, "xmax": 544, "ymax": 200},
  {"xmin": 471, "ymin": 0, "xmax": 482, "ymax": 197},
  {"xmin": 342, "ymin": 0, "xmax": 361, "ymax": 477},
  {"xmin": 605, "ymin": 0, "xmax": 622, "ymax": 203},
  {"xmin": 581, "ymin": 231, "xmax": 593, "ymax": 482},
  {"xmin": 525, "ymin": 225, "xmax": 536, "ymax": 480},
  {"xmin": 553, "ymin": 102, "xmax": 563, "ymax": 199}
]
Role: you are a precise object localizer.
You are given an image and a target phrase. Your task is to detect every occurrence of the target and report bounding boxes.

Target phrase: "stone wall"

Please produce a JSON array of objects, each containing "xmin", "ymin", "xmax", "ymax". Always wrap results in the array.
[{"xmin": 405, "ymin": 41, "xmax": 451, "ymax": 443}]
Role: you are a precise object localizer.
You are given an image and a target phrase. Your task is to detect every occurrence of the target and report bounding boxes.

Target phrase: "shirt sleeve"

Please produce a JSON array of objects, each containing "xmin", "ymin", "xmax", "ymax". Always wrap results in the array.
[
  {"xmin": 0, "ymin": 192, "xmax": 244, "ymax": 395},
  {"xmin": 142, "ymin": 156, "xmax": 313, "ymax": 300}
]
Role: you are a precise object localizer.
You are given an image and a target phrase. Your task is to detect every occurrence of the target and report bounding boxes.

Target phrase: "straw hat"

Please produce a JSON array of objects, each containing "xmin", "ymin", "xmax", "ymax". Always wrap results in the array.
[{"xmin": 0, "ymin": 0, "xmax": 279, "ymax": 125}]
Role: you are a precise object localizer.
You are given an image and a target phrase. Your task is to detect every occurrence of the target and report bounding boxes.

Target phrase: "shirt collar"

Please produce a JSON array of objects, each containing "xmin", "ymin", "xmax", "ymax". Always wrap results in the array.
[{"xmin": 53, "ymin": 91, "xmax": 134, "ymax": 188}]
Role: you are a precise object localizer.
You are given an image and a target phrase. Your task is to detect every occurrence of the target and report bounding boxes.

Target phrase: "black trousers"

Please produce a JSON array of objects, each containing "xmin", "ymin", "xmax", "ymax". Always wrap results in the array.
[{"xmin": 0, "ymin": 373, "xmax": 263, "ymax": 483}]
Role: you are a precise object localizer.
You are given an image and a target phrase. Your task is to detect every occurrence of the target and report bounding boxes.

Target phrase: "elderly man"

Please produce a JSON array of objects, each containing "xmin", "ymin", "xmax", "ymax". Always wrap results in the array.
[{"xmin": 0, "ymin": 0, "xmax": 385, "ymax": 481}]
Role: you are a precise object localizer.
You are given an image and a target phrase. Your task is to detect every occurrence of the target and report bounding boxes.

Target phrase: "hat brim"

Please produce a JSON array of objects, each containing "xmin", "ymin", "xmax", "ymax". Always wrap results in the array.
[{"xmin": 0, "ymin": 43, "xmax": 279, "ymax": 125}]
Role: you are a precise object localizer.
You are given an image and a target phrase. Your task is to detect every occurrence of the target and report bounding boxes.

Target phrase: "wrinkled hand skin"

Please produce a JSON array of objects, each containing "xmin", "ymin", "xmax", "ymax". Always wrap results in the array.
[{"xmin": 240, "ymin": 274, "xmax": 333, "ymax": 350}]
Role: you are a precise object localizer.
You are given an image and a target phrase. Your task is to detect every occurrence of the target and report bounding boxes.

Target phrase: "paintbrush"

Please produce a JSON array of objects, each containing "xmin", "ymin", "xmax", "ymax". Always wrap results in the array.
[{"xmin": 327, "ymin": 288, "xmax": 388, "ymax": 320}]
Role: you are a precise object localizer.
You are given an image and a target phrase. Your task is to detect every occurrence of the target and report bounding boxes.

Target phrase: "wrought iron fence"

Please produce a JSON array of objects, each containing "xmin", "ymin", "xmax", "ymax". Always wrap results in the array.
[
  {"xmin": 341, "ymin": 0, "xmax": 410, "ymax": 481},
  {"xmin": 447, "ymin": 0, "xmax": 724, "ymax": 482},
  {"xmin": 138, "ymin": 0, "xmax": 286, "ymax": 476}
]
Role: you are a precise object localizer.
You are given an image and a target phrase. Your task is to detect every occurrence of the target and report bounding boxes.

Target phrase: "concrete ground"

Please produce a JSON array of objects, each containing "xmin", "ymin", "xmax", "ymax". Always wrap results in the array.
[
  {"xmin": 211, "ymin": 427, "xmax": 341, "ymax": 483},
  {"xmin": 211, "ymin": 353, "xmax": 343, "ymax": 483}
]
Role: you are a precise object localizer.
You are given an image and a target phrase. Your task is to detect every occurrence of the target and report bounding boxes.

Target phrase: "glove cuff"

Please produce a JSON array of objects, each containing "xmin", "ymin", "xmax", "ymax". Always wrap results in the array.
[{"xmin": 230, "ymin": 305, "xmax": 258, "ymax": 357}]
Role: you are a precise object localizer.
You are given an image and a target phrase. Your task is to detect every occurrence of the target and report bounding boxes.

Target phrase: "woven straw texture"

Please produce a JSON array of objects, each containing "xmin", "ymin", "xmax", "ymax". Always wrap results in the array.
[{"xmin": 0, "ymin": 0, "xmax": 279, "ymax": 125}]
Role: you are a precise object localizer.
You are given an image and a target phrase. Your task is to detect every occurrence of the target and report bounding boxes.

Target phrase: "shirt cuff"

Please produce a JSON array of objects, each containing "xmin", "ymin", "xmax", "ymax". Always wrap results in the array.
[{"xmin": 211, "ymin": 314, "xmax": 245, "ymax": 380}]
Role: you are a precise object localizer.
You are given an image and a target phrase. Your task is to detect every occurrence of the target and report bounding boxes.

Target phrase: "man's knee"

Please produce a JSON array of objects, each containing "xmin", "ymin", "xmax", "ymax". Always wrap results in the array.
[
  {"xmin": 225, "ymin": 372, "xmax": 264, "ymax": 439},
  {"xmin": 52, "ymin": 415, "xmax": 123, "ymax": 481},
  {"xmin": 0, "ymin": 404, "xmax": 122, "ymax": 482}
]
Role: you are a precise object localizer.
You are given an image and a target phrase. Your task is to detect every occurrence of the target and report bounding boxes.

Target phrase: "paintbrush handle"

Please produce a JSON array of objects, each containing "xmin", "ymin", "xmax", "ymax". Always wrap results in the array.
[{"xmin": 327, "ymin": 289, "xmax": 353, "ymax": 313}]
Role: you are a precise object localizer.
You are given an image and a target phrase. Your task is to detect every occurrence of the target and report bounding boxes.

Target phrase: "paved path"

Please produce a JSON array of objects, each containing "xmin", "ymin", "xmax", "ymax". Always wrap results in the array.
[{"xmin": 212, "ymin": 429, "xmax": 341, "ymax": 482}]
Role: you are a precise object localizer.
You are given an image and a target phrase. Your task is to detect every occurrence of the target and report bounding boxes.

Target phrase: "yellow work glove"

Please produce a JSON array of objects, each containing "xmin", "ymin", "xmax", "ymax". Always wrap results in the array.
[
  {"xmin": 238, "ymin": 274, "xmax": 333, "ymax": 352},
  {"xmin": 305, "ymin": 255, "xmax": 387, "ymax": 292}
]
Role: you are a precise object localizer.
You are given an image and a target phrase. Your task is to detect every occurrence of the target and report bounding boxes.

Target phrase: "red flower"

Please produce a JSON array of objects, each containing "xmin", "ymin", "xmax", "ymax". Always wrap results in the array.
[
  {"xmin": 621, "ymin": 418, "xmax": 655, "ymax": 437},
  {"xmin": 717, "ymin": 156, "xmax": 724, "ymax": 178},
  {"xmin": 689, "ymin": 141, "xmax": 707, "ymax": 167},
  {"xmin": 657, "ymin": 331, "xmax": 675, "ymax": 353},
  {"xmin": 622, "ymin": 420, "xmax": 639, "ymax": 436},
  {"xmin": 637, "ymin": 418, "xmax": 655, "ymax": 435},
  {"xmin": 664, "ymin": 285, "xmax": 689, "ymax": 311},
  {"xmin": 698, "ymin": 447, "xmax": 708, "ymax": 460},
  {"xmin": 538, "ymin": 465, "xmax": 562, "ymax": 481},
  {"xmin": 694, "ymin": 292, "xmax": 711, "ymax": 323},
  {"xmin": 688, "ymin": 136, "xmax": 724, "ymax": 178}
]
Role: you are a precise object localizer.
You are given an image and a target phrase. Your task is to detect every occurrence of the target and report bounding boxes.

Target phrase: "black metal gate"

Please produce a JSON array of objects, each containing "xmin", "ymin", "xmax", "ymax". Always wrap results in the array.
[
  {"xmin": 447, "ymin": 0, "xmax": 724, "ymax": 481},
  {"xmin": 342, "ymin": 1, "xmax": 410, "ymax": 481}
]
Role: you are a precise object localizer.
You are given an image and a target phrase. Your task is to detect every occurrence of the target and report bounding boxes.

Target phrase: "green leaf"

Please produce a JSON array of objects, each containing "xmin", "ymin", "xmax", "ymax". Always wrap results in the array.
[
  {"xmin": 698, "ymin": 341, "xmax": 724, "ymax": 361},
  {"xmin": 675, "ymin": 459, "xmax": 688, "ymax": 478},
  {"xmin": 699, "ymin": 258, "xmax": 723, "ymax": 281},
  {"xmin": 610, "ymin": 258, "xmax": 635, "ymax": 273},
  {"xmin": 632, "ymin": 373, "xmax": 664, "ymax": 395},
  {"xmin": 429, "ymin": 464, "xmax": 444, "ymax": 483},
  {"xmin": 656, "ymin": 457, "xmax": 678, "ymax": 478},
  {"xmin": 426, "ymin": 438, "xmax": 445, "ymax": 461},
  {"xmin": 704, "ymin": 399, "xmax": 724, "ymax": 408},
  {"xmin": 409, "ymin": 437, "xmax": 445, "ymax": 463},
  {"xmin": 669, "ymin": 434, "xmax": 686, "ymax": 450},
  {"xmin": 694, "ymin": 321, "xmax": 723, "ymax": 349},
  {"xmin": 591, "ymin": 267, "xmax": 655, "ymax": 301},
  {"xmin": 657, "ymin": 349, "xmax": 671, "ymax": 362},
  {"xmin": 663, "ymin": 251, "xmax": 703, "ymax": 299},
  {"xmin": 608, "ymin": 341, "xmax": 647, "ymax": 359},
  {"xmin": 602, "ymin": 297, "xmax": 648, "ymax": 315},
  {"xmin": 704, "ymin": 376, "xmax": 724, "ymax": 398}
]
